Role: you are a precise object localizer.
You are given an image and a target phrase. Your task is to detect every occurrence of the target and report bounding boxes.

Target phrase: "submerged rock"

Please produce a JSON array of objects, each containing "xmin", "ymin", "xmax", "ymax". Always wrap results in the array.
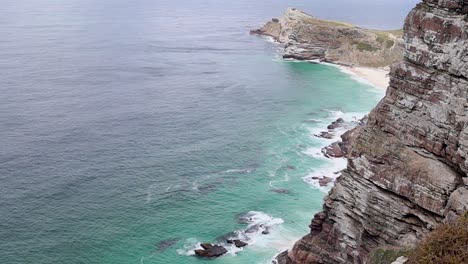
[
  {"xmin": 270, "ymin": 188, "xmax": 290, "ymax": 194},
  {"xmin": 245, "ymin": 224, "xmax": 260, "ymax": 233},
  {"xmin": 194, "ymin": 243, "xmax": 227, "ymax": 258},
  {"xmin": 156, "ymin": 238, "xmax": 180, "ymax": 252}
]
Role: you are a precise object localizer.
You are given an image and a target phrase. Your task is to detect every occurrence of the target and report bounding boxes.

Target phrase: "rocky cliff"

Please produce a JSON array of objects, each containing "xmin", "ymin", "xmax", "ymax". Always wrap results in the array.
[
  {"xmin": 251, "ymin": 8, "xmax": 403, "ymax": 67},
  {"xmin": 277, "ymin": 1, "xmax": 468, "ymax": 263}
]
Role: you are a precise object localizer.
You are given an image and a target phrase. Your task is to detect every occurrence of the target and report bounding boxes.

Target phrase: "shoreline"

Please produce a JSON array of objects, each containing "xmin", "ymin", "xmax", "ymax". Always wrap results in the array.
[
  {"xmin": 347, "ymin": 66, "xmax": 390, "ymax": 90},
  {"xmin": 326, "ymin": 63, "xmax": 390, "ymax": 90},
  {"xmin": 277, "ymin": 58, "xmax": 391, "ymax": 91}
]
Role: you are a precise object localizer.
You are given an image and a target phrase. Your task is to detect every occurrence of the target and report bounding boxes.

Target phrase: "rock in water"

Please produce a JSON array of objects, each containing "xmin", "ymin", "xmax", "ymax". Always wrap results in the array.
[
  {"xmin": 270, "ymin": 188, "xmax": 290, "ymax": 194},
  {"xmin": 194, "ymin": 243, "xmax": 227, "ymax": 258},
  {"xmin": 322, "ymin": 142, "xmax": 344, "ymax": 158},
  {"xmin": 327, "ymin": 118, "xmax": 344, "ymax": 130},
  {"xmin": 317, "ymin": 176, "xmax": 332, "ymax": 187},
  {"xmin": 314, "ymin": 131, "xmax": 334, "ymax": 139},
  {"xmin": 226, "ymin": 239, "xmax": 248, "ymax": 248}
]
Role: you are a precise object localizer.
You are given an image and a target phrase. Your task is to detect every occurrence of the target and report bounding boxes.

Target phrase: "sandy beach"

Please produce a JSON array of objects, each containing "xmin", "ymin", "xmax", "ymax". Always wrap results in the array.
[{"xmin": 348, "ymin": 66, "xmax": 390, "ymax": 90}]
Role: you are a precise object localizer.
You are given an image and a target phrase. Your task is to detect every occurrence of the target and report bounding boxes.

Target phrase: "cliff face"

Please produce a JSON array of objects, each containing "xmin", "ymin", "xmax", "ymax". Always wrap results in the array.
[
  {"xmin": 278, "ymin": 1, "xmax": 468, "ymax": 263},
  {"xmin": 251, "ymin": 8, "xmax": 403, "ymax": 67}
]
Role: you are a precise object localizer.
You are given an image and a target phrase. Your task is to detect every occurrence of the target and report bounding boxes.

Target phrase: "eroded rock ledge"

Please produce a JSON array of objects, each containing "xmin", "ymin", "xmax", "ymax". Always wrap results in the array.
[
  {"xmin": 276, "ymin": 1, "xmax": 468, "ymax": 263},
  {"xmin": 251, "ymin": 8, "xmax": 403, "ymax": 67}
]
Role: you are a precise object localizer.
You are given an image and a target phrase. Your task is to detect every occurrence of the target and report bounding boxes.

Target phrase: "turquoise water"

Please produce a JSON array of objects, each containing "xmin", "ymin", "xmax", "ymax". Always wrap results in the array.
[{"xmin": 0, "ymin": 0, "xmax": 416, "ymax": 263}]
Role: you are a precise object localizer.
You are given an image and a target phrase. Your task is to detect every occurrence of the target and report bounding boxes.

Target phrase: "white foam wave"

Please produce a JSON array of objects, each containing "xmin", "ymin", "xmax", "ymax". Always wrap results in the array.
[
  {"xmin": 176, "ymin": 238, "xmax": 201, "ymax": 256},
  {"xmin": 233, "ymin": 211, "xmax": 285, "ymax": 247},
  {"xmin": 301, "ymin": 109, "xmax": 367, "ymax": 191},
  {"xmin": 224, "ymin": 168, "xmax": 256, "ymax": 174},
  {"xmin": 302, "ymin": 146, "xmax": 326, "ymax": 159},
  {"xmin": 177, "ymin": 211, "xmax": 285, "ymax": 257},
  {"xmin": 302, "ymin": 158, "xmax": 348, "ymax": 192},
  {"xmin": 269, "ymin": 172, "xmax": 290, "ymax": 189},
  {"xmin": 261, "ymin": 35, "xmax": 280, "ymax": 44}
]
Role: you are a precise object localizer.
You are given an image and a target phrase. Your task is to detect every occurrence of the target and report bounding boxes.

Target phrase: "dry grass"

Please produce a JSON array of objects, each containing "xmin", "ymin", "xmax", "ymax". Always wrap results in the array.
[{"xmin": 408, "ymin": 212, "xmax": 468, "ymax": 264}]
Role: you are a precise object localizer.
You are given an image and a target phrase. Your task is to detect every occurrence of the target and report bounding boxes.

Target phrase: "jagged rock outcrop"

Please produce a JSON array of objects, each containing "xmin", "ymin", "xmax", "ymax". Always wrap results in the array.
[
  {"xmin": 277, "ymin": 1, "xmax": 468, "ymax": 263},
  {"xmin": 251, "ymin": 8, "xmax": 403, "ymax": 67}
]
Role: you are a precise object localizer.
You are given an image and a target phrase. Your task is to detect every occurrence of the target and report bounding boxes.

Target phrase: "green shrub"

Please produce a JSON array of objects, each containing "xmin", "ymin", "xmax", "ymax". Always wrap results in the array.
[
  {"xmin": 385, "ymin": 40, "xmax": 395, "ymax": 48},
  {"xmin": 376, "ymin": 35, "xmax": 386, "ymax": 44},
  {"xmin": 355, "ymin": 42, "xmax": 379, "ymax": 52}
]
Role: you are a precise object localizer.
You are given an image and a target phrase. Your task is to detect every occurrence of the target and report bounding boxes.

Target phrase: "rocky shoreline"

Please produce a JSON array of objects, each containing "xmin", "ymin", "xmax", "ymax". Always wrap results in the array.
[
  {"xmin": 274, "ymin": 1, "xmax": 468, "ymax": 263},
  {"xmin": 251, "ymin": 8, "xmax": 403, "ymax": 68}
]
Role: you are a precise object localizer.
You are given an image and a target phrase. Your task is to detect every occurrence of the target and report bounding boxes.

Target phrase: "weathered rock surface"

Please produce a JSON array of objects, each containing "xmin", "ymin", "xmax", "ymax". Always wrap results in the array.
[
  {"xmin": 276, "ymin": 1, "xmax": 468, "ymax": 263},
  {"xmin": 322, "ymin": 142, "xmax": 344, "ymax": 158},
  {"xmin": 251, "ymin": 8, "xmax": 403, "ymax": 67},
  {"xmin": 194, "ymin": 243, "xmax": 228, "ymax": 258}
]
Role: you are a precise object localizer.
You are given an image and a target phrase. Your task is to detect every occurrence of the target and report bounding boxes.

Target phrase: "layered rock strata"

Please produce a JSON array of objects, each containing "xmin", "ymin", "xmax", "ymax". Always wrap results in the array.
[
  {"xmin": 251, "ymin": 8, "xmax": 403, "ymax": 67},
  {"xmin": 277, "ymin": 1, "xmax": 468, "ymax": 263}
]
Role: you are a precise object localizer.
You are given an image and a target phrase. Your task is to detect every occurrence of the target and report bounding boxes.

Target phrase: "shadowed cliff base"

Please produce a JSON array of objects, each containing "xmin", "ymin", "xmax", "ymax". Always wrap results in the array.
[{"xmin": 275, "ymin": 1, "xmax": 468, "ymax": 263}]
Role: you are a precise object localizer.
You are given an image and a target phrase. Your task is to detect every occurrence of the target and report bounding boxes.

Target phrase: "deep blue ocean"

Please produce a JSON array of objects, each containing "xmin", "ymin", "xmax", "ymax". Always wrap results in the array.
[{"xmin": 0, "ymin": 0, "xmax": 418, "ymax": 263}]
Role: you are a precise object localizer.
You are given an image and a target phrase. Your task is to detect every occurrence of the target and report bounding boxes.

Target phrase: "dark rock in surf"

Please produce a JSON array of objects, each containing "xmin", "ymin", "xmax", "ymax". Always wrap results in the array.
[
  {"xmin": 327, "ymin": 118, "xmax": 345, "ymax": 130},
  {"xmin": 318, "ymin": 176, "xmax": 333, "ymax": 187},
  {"xmin": 194, "ymin": 243, "xmax": 227, "ymax": 258},
  {"xmin": 322, "ymin": 142, "xmax": 345, "ymax": 158},
  {"xmin": 226, "ymin": 239, "xmax": 248, "ymax": 248},
  {"xmin": 315, "ymin": 131, "xmax": 335, "ymax": 139}
]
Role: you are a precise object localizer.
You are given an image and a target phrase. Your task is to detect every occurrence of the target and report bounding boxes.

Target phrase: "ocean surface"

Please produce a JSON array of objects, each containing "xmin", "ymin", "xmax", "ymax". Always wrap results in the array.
[{"xmin": 0, "ymin": 0, "xmax": 418, "ymax": 263}]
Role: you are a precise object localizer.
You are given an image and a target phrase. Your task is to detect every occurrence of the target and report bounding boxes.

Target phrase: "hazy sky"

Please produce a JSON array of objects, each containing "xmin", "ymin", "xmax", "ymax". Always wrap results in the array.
[{"xmin": 270, "ymin": 0, "xmax": 421, "ymax": 29}]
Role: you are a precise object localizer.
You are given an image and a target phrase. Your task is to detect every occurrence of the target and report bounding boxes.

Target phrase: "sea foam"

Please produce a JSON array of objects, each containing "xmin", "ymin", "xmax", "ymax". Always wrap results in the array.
[
  {"xmin": 301, "ymin": 109, "xmax": 366, "ymax": 192},
  {"xmin": 177, "ymin": 211, "xmax": 285, "ymax": 256}
]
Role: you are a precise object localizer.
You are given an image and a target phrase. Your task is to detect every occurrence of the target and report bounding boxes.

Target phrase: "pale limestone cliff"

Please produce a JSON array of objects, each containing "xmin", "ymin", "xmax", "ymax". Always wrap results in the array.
[
  {"xmin": 251, "ymin": 8, "xmax": 403, "ymax": 67},
  {"xmin": 276, "ymin": 1, "xmax": 468, "ymax": 263}
]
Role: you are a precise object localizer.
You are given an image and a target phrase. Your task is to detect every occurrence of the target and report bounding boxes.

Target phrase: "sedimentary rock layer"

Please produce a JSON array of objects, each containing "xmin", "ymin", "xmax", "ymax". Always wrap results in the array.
[{"xmin": 277, "ymin": 1, "xmax": 468, "ymax": 263}]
